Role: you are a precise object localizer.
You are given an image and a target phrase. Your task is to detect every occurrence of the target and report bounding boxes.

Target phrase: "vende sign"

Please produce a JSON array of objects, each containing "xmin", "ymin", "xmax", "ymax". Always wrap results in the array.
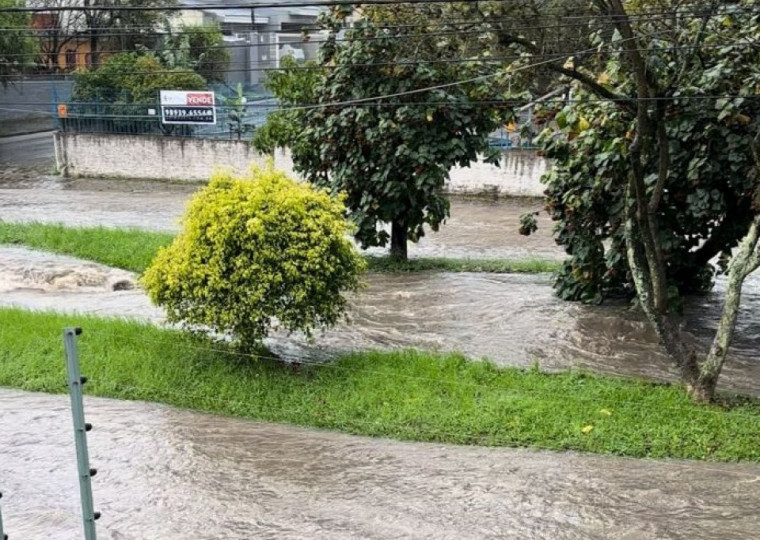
[{"xmin": 160, "ymin": 90, "xmax": 216, "ymax": 125}]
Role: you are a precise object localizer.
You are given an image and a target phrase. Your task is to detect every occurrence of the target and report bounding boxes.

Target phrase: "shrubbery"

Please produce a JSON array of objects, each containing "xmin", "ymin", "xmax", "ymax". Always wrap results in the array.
[{"xmin": 142, "ymin": 166, "xmax": 365, "ymax": 349}]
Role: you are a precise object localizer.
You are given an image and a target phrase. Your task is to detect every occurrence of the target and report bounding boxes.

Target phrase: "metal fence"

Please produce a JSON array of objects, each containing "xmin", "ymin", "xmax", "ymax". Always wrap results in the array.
[{"xmin": 56, "ymin": 97, "xmax": 277, "ymax": 141}]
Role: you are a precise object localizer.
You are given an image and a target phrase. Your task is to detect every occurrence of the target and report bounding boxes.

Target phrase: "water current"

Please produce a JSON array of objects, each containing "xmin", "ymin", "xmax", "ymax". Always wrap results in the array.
[
  {"xmin": 1, "ymin": 173, "xmax": 759, "ymax": 539},
  {"xmin": 1, "ymin": 389, "xmax": 759, "ymax": 540}
]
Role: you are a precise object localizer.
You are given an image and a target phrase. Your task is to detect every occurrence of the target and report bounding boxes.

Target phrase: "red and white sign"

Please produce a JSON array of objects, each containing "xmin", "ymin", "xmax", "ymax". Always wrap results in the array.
[{"xmin": 160, "ymin": 91, "xmax": 216, "ymax": 125}]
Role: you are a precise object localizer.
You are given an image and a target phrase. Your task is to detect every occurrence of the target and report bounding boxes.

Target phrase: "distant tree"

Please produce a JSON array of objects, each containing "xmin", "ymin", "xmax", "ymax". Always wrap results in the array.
[
  {"xmin": 160, "ymin": 23, "xmax": 230, "ymax": 84},
  {"xmin": 81, "ymin": 0, "xmax": 177, "ymax": 67},
  {"xmin": 72, "ymin": 51, "xmax": 205, "ymax": 103},
  {"xmin": 27, "ymin": 0, "xmax": 84, "ymax": 71},
  {"xmin": 0, "ymin": 0, "xmax": 38, "ymax": 82}
]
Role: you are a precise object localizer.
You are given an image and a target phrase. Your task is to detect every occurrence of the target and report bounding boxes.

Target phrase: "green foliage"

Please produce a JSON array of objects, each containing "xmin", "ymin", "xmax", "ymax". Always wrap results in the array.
[
  {"xmin": 252, "ymin": 55, "xmax": 322, "ymax": 153},
  {"xmin": 526, "ymin": 2, "xmax": 760, "ymax": 304},
  {"xmin": 222, "ymin": 83, "xmax": 252, "ymax": 140},
  {"xmin": 72, "ymin": 52, "xmax": 206, "ymax": 104},
  {"xmin": 160, "ymin": 23, "xmax": 231, "ymax": 83},
  {"xmin": 258, "ymin": 10, "xmax": 511, "ymax": 258},
  {"xmin": 0, "ymin": 221, "xmax": 174, "ymax": 273},
  {"xmin": 2, "ymin": 307, "xmax": 760, "ymax": 461},
  {"xmin": 0, "ymin": 0, "xmax": 38, "ymax": 83},
  {"xmin": 141, "ymin": 166, "xmax": 365, "ymax": 349}
]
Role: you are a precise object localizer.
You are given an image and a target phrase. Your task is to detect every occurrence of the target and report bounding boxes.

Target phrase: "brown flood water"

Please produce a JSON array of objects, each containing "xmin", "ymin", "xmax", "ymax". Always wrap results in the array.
[
  {"xmin": 1, "ymin": 247, "xmax": 758, "ymax": 395},
  {"xmin": 2, "ymin": 389, "xmax": 759, "ymax": 540},
  {"xmin": 0, "ymin": 176, "xmax": 559, "ymax": 260},
  {"xmin": 0, "ymin": 173, "xmax": 757, "ymax": 394}
]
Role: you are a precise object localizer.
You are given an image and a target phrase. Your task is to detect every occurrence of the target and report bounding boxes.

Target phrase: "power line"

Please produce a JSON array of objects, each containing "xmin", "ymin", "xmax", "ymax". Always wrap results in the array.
[
  {"xmin": 2, "ymin": 4, "xmax": 748, "ymax": 32},
  {"xmin": 0, "ymin": 0, "xmax": 510, "ymax": 13},
  {"xmin": 4, "ymin": 39, "xmax": 758, "ymax": 77}
]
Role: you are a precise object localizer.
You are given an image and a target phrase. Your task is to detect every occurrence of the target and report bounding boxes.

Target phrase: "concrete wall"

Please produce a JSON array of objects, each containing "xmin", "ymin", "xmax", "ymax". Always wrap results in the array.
[
  {"xmin": 56, "ymin": 132, "xmax": 549, "ymax": 196},
  {"xmin": 448, "ymin": 150, "xmax": 548, "ymax": 198},
  {"xmin": 55, "ymin": 133, "xmax": 270, "ymax": 181}
]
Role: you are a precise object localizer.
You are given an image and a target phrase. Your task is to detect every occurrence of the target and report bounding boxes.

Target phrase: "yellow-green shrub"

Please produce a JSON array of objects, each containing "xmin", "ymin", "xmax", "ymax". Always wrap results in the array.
[{"xmin": 141, "ymin": 165, "xmax": 365, "ymax": 349}]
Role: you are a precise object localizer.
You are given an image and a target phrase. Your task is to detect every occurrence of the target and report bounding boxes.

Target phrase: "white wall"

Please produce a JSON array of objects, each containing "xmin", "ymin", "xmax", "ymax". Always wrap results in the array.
[
  {"xmin": 55, "ymin": 133, "xmax": 270, "ymax": 181},
  {"xmin": 56, "ymin": 133, "xmax": 549, "ymax": 196},
  {"xmin": 447, "ymin": 150, "xmax": 548, "ymax": 197}
]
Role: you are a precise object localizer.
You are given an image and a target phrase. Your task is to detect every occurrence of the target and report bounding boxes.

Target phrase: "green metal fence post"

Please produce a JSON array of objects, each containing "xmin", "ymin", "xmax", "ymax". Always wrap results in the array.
[{"xmin": 63, "ymin": 327, "xmax": 99, "ymax": 540}]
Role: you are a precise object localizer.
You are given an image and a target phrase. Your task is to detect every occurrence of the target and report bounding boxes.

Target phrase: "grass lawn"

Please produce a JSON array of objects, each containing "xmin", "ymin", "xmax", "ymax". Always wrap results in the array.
[
  {"xmin": 1, "ymin": 308, "xmax": 758, "ymax": 462},
  {"xmin": 0, "ymin": 221, "xmax": 560, "ymax": 275}
]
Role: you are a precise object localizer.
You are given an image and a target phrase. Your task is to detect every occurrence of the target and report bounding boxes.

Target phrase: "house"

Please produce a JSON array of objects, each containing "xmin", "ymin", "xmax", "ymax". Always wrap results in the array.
[
  {"xmin": 30, "ymin": 8, "xmax": 95, "ymax": 70},
  {"xmin": 175, "ymin": 0, "xmax": 326, "ymax": 87}
]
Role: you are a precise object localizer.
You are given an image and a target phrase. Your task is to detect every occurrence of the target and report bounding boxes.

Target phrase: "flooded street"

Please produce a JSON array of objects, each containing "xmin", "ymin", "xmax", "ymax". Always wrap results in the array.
[
  {"xmin": 1, "ymin": 246, "xmax": 758, "ymax": 395},
  {"xmin": 0, "ymin": 175, "xmax": 560, "ymax": 260},
  {"xmin": 2, "ymin": 171, "xmax": 760, "ymax": 539},
  {"xmin": 0, "ymin": 174, "xmax": 757, "ymax": 394},
  {"xmin": 2, "ymin": 388, "xmax": 760, "ymax": 540}
]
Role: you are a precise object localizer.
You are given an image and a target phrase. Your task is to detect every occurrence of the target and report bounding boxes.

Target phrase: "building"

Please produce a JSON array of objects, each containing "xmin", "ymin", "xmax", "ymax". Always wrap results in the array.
[{"xmin": 176, "ymin": 0, "xmax": 326, "ymax": 88}]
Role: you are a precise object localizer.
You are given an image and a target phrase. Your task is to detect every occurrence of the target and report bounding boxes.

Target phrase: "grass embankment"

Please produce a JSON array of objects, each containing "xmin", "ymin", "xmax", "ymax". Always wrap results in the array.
[
  {"xmin": 1, "ymin": 308, "xmax": 758, "ymax": 461},
  {"xmin": 0, "ymin": 221, "xmax": 560, "ymax": 275}
]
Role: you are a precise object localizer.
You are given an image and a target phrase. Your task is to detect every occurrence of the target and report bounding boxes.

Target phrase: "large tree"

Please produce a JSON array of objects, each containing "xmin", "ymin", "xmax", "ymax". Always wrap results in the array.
[
  {"xmin": 256, "ymin": 6, "xmax": 511, "ymax": 259},
  {"xmin": 475, "ymin": 0, "xmax": 760, "ymax": 401}
]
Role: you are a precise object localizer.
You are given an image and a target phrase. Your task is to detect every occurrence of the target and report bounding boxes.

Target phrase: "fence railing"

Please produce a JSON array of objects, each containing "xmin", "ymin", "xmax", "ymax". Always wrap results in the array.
[{"xmin": 56, "ymin": 98, "xmax": 277, "ymax": 140}]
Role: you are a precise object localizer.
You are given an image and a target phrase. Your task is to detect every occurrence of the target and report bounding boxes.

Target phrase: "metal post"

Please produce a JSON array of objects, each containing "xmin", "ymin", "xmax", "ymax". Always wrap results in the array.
[
  {"xmin": 63, "ymin": 328, "xmax": 99, "ymax": 540},
  {"xmin": 0, "ymin": 491, "xmax": 7, "ymax": 540}
]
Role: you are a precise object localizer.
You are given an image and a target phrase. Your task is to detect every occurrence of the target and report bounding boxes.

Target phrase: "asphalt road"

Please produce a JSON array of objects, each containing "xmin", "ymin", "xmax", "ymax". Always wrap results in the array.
[{"xmin": 0, "ymin": 131, "xmax": 55, "ymax": 164}]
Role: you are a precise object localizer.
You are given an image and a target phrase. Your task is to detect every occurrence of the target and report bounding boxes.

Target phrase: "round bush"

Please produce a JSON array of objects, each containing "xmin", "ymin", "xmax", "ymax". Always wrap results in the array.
[{"xmin": 141, "ymin": 166, "xmax": 365, "ymax": 348}]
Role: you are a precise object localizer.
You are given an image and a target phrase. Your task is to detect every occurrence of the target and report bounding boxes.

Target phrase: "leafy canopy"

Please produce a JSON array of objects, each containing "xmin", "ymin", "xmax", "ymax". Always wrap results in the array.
[
  {"xmin": 72, "ymin": 52, "xmax": 206, "ymax": 104},
  {"xmin": 0, "ymin": 0, "xmax": 38, "ymax": 83},
  {"xmin": 256, "ymin": 7, "xmax": 512, "ymax": 258},
  {"xmin": 532, "ymin": 2, "xmax": 760, "ymax": 304}
]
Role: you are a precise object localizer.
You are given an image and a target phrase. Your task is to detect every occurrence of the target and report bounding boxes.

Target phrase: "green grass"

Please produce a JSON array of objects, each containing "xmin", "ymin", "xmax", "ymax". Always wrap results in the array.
[
  {"xmin": 364, "ymin": 255, "xmax": 558, "ymax": 273},
  {"xmin": 1, "ymin": 307, "xmax": 758, "ymax": 461},
  {"xmin": 0, "ymin": 221, "xmax": 560, "ymax": 275},
  {"xmin": 0, "ymin": 221, "xmax": 174, "ymax": 273}
]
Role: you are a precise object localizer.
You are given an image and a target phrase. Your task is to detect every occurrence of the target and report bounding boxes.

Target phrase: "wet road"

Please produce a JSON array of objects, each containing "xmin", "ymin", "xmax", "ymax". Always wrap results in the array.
[
  {"xmin": 0, "ymin": 131, "xmax": 55, "ymax": 164},
  {"xmin": 2, "ymin": 389, "xmax": 759, "ymax": 540}
]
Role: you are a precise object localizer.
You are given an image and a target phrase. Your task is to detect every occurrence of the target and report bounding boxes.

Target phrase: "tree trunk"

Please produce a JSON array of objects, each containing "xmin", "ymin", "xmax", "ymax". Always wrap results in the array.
[
  {"xmin": 689, "ymin": 215, "xmax": 760, "ymax": 402},
  {"xmin": 90, "ymin": 31, "xmax": 99, "ymax": 68},
  {"xmin": 390, "ymin": 220, "xmax": 408, "ymax": 260}
]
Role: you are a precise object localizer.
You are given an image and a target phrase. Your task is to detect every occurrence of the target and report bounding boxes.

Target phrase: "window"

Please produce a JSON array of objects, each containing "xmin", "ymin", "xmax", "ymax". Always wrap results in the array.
[{"xmin": 65, "ymin": 50, "xmax": 76, "ymax": 69}]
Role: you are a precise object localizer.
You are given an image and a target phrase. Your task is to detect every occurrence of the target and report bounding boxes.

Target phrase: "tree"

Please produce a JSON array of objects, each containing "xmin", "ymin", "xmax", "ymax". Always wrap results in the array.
[
  {"xmin": 72, "ymin": 52, "xmax": 206, "ymax": 103},
  {"xmin": 0, "ymin": 0, "xmax": 38, "ymax": 83},
  {"xmin": 160, "ymin": 23, "xmax": 230, "ymax": 84},
  {"xmin": 257, "ymin": 7, "xmax": 511, "ymax": 259},
  {"xmin": 29, "ymin": 0, "xmax": 84, "ymax": 71},
  {"xmin": 141, "ymin": 166, "xmax": 365, "ymax": 350},
  {"xmin": 81, "ymin": 0, "xmax": 177, "ymax": 67},
  {"xmin": 478, "ymin": 0, "xmax": 760, "ymax": 401}
]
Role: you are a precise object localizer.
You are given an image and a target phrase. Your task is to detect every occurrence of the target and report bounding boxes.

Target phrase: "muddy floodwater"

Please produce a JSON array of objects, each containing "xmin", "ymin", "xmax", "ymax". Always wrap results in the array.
[
  {"xmin": 0, "ymin": 175, "xmax": 757, "ymax": 393},
  {"xmin": 2, "ymin": 389, "xmax": 759, "ymax": 540},
  {"xmin": 2, "ymin": 246, "xmax": 759, "ymax": 395},
  {"xmin": 2, "ymin": 168, "xmax": 760, "ymax": 539},
  {"xmin": 0, "ymin": 175, "xmax": 560, "ymax": 260}
]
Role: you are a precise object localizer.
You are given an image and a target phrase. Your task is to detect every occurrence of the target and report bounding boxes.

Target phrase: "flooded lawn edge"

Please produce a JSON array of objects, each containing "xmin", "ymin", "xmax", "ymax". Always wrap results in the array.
[
  {"xmin": 1, "ymin": 307, "xmax": 758, "ymax": 462},
  {"xmin": 0, "ymin": 221, "xmax": 561, "ymax": 275}
]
